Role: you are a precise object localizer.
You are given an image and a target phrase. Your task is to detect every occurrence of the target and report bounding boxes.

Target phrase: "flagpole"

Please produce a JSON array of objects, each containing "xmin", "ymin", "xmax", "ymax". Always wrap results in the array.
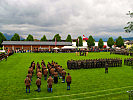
[{"xmin": 55, "ymin": 37, "xmax": 57, "ymax": 47}]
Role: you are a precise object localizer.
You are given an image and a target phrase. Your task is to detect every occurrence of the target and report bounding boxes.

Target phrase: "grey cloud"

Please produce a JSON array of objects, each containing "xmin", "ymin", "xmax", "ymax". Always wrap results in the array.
[{"xmin": 0, "ymin": 0, "xmax": 133, "ymax": 39}]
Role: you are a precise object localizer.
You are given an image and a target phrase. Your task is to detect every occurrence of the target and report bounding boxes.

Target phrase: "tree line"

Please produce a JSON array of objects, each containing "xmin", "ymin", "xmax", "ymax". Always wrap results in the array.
[
  {"xmin": 0, "ymin": 32, "xmax": 124, "ymax": 49},
  {"xmin": 76, "ymin": 35, "xmax": 124, "ymax": 48}
]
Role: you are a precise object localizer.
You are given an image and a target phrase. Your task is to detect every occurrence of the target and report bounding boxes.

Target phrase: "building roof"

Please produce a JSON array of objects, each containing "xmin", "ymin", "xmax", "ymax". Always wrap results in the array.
[
  {"xmin": 2, "ymin": 41, "xmax": 72, "ymax": 46},
  {"xmin": 126, "ymin": 41, "xmax": 133, "ymax": 44}
]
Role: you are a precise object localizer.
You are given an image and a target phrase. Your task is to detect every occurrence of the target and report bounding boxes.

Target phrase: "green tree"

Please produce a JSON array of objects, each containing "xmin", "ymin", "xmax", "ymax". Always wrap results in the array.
[
  {"xmin": 26, "ymin": 34, "xmax": 34, "ymax": 41},
  {"xmin": 98, "ymin": 38, "xmax": 104, "ymax": 48},
  {"xmin": 11, "ymin": 33, "xmax": 20, "ymax": 41},
  {"xmin": 107, "ymin": 37, "xmax": 114, "ymax": 48},
  {"xmin": 124, "ymin": 11, "xmax": 133, "ymax": 33},
  {"xmin": 0, "ymin": 32, "xmax": 6, "ymax": 49},
  {"xmin": 66, "ymin": 34, "xmax": 72, "ymax": 42},
  {"xmin": 87, "ymin": 35, "xmax": 95, "ymax": 48},
  {"xmin": 52, "ymin": 34, "xmax": 61, "ymax": 41},
  {"xmin": 40, "ymin": 35, "xmax": 47, "ymax": 41},
  {"xmin": 76, "ymin": 36, "xmax": 83, "ymax": 47},
  {"xmin": 116, "ymin": 36, "xmax": 124, "ymax": 47}
]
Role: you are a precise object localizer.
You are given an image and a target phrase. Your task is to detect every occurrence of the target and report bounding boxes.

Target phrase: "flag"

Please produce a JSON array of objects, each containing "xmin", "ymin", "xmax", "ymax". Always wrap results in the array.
[
  {"xmin": 83, "ymin": 35, "xmax": 88, "ymax": 40},
  {"xmin": 49, "ymin": 46, "xmax": 51, "ymax": 52},
  {"xmin": 8, "ymin": 48, "xmax": 10, "ymax": 54},
  {"xmin": 55, "ymin": 37, "xmax": 57, "ymax": 46}
]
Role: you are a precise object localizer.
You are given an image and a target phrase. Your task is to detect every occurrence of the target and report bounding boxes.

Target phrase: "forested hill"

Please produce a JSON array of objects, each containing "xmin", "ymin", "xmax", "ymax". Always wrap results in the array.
[{"xmin": 3, "ymin": 33, "xmax": 24, "ymax": 40}]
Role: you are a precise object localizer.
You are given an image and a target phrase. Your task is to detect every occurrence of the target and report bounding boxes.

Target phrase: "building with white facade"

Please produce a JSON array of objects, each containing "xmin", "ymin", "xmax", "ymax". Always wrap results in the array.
[{"xmin": 72, "ymin": 40, "xmax": 108, "ymax": 48}]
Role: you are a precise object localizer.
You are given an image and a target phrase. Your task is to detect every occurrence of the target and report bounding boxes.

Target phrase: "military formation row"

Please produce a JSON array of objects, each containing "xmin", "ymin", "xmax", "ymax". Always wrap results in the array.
[
  {"xmin": 67, "ymin": 58, "xmax": 122, "ymax": 69},
  {"xmin": 24, "ymin": 60, "xmax": 72, "ymax": 93},
  {"xmin": 124, "ymin": 58, "xmax": 133, "ymax": 66},
  {"xmin": 110, "ymin": 50, "xmax": 133, "ymax": 56}
]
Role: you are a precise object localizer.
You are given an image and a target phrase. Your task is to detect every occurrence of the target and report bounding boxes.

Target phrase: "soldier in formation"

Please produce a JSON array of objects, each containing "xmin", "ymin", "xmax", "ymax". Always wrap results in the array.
[
  {"xmin": 31, "ymin": 61, "xmax": 35, "ymax": 70},
  {"xmin": 67, "ymin": 58, "xmax": 122, "ymax": 69},
  {"xmin": 35, "ymin": 77, "xmax": 41, "ymax": 92},
  {"xmin": 37, "ymin": 71, "xmax": 42, "ymax": 79},
  {"xmin": 105, "ymin": 63, "xmax": 108, "ymax": 73},
  {"xmin": 24, "ymin": 76, "xmax": 31, "ymax": 93},
  {"xmin": 124, "ymin": 58, "xmax": 133, "ymax": 66},
  {"xmin": 43, "ymin": 68, "xmax": 48, "ymax": 80},
  {"xmin": 58, "ymin": 66, "xmax": 63, "ymax": 79},
  {"xmin": 62, "ymin": 69, "xmax": 66, "ymax": 83},
  {"xmin": 54, "ymin": 71, "xmax": 58, "ymax": 83},
  {"xmin": 25, "ymin": 60, "xmax": 71, "ymax": 93},
  {"xmin": 24, "ymin": 61, "xmax": 36, "ymax": 93},
  {"xmin": 47, "ymin": 75, "xmax": 53, "ymax": 92}
]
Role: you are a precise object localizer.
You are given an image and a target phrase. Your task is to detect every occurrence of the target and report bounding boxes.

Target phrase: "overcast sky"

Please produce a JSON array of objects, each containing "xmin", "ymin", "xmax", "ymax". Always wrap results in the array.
[{"xmin": 0, "ymin": 0, "xmax": 133, "ymax": 39}]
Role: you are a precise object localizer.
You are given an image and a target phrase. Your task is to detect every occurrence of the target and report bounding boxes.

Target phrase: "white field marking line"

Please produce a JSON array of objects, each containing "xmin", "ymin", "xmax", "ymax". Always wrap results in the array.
[
  {"xmin": 71, "ymin": 91, "xmax": 124, "ymax": 100},
  {"xmin": 20, "ymin": 85, "xmax": 133, "ymax": 100}
]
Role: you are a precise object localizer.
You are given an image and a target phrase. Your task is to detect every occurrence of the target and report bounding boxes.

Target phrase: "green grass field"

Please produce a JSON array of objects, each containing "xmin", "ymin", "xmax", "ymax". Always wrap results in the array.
[{"xmin": 0, "ymin": 52, "xmax": 133, "ymax": 100}]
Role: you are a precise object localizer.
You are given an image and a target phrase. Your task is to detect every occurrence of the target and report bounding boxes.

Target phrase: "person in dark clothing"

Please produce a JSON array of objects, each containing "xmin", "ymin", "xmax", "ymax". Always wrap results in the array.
[
  {"xmin": 54, "ymin": 71, "xmax": 58, "ymax": 83},
  {"xmin": 5, "ymin": 54, "xmax": 7, "ymax": 61},
  {"xmin": 66, "ymin": 73, "xmax": 72, "ymax": 90},
  {"xmin": 105, "ymin": 63, "xmax": 108, "ymax": 73}
]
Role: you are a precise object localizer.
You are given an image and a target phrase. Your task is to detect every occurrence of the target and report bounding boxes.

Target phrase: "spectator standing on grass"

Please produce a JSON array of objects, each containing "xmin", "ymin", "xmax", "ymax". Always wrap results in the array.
[
  {"xmin": 66, "ymin": 73, "xmax": 72, "ymax": 90},
  {"xmin": 24, "ymin": 76, "xmax": 31, "ymax": 93}
]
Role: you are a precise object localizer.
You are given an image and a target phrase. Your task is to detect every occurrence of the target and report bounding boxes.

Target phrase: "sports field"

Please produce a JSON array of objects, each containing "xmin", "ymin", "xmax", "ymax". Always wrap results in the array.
[{"xmin": 0, "ymin": 52, "xmax": 133, "ymax": 100}]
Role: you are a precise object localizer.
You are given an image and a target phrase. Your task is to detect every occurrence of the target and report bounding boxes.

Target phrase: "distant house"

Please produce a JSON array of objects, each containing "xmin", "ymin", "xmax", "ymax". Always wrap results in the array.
[
  {"xmin": 125, "ymin": 41, "xmax": 133, "ymax": 49},
  {"xmin": 95, "ymin": 42, "xmax": 108, "ymax": 48},
  {"xmin": 72, "ymin": 40, "xmax": 109, "ymax": 48},
  {"xmin": 2, "ymin": 41, "xmax": 72, "ymax": 51},
  {"xmin": 72, "ymin": 40, "xmax": 87, "ymax": 47}
]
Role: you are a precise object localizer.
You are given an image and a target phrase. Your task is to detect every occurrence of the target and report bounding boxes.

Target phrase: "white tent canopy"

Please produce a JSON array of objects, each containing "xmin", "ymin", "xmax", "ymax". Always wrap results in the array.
[
  {"xmin": 39, "ymin": 48, "xmax": 49, "ymax": 49},
  {"xmin": 61, "ymin": 46, "xmax": 77, "ymax": 49},
  {"xmin": 0, "ymin": 50, "xmax": 5, "ymax": 53},
  {"xmin": 53, "ymin": 47, "xmax": 60, "ymax": 50},
  {"xmin": 116, "ymin": 47, "xmax": 121, "ymax": 49}
]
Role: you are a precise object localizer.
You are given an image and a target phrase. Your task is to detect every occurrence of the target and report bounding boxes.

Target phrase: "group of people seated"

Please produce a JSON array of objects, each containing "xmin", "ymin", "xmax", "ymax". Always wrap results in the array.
[
  {"xmin": 0, "ymin": 53, "xmax": 8, "ymax": 61},
  {"xmin": 110, "ymin": 50, "xmax": 132, "ymax": 56},
  {"xmin": 24, "ymin": 60, "xmax": 72, "ymax": 93}
]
